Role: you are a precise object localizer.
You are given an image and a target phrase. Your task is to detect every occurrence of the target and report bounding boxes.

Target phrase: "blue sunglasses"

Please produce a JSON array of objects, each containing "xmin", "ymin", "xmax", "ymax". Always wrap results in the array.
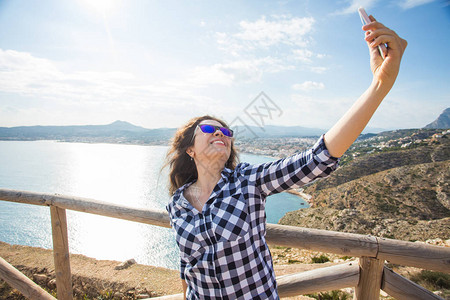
[{"xmin": 197, "ymin": 124, "xmax": 234, "ymax": 137}]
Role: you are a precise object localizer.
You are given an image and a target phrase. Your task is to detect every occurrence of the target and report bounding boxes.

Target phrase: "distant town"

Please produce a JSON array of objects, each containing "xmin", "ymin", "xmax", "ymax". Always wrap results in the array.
[{"xmin": 236, "ymin": 128, "xmax": 450, "ymax": 161}]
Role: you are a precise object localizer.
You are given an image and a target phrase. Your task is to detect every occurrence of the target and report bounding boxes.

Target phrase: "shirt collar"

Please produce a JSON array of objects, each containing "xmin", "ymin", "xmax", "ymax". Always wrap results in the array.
[
  {"xmin": 173, "ymin": 167, "xmax": 234, "ymax": 207},
  {"xmin": 221, "ymin": 166, "xmax": 233, "ymax": 179}
]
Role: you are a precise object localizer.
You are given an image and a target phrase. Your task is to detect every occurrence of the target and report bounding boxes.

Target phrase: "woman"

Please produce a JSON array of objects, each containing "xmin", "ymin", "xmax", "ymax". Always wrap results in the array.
[{"xmin": 165, "ymin": 17, "xmax": 407, "ymax": 299}]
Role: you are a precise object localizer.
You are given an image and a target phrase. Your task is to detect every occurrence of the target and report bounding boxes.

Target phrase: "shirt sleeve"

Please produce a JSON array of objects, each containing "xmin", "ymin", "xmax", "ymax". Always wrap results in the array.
[{"xmin": 242, "ymin": 135, "xmax": 339, "ymax": 197}]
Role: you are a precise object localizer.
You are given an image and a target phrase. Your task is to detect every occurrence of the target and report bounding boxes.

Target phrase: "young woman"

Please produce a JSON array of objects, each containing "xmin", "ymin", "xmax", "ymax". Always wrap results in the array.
[{"xmin": 165, "ymin": 17, "xmax": 407, "ymax": 299}]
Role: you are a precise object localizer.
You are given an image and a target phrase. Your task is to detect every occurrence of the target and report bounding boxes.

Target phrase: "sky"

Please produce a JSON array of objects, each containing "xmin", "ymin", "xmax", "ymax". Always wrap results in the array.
[{"xmin": 0, "ymin": 0, "xmax": 449, "ymax": 131}]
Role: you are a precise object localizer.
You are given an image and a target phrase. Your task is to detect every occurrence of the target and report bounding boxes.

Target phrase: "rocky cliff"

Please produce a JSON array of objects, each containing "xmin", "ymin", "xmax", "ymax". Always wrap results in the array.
[{"xmin": 279, "ymin": 129, "xmax": 450, "ymax": 241}]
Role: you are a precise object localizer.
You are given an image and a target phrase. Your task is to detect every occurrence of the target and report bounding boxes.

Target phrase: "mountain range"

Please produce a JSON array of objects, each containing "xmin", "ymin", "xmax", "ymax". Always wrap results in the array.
[
  {"xmin": 0, "ymin": 120, "xmax": 328, "ymax": 143},
  {"xmin": 1, "ymin": 108, "xmax": 448, "ymax": 143}
]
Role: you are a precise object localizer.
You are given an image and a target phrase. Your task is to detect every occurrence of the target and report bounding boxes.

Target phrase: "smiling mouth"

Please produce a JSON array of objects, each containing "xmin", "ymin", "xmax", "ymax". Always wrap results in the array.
[{"xmin": 211, "ymin": 140, "xmax": 225, "ymax": 146}]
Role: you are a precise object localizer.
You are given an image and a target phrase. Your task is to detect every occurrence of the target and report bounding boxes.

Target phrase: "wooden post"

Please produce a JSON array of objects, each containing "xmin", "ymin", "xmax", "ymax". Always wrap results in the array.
[
  {"xmin": 0, "ymin": 256, "xmax": 56, "ymax": 300},
  {"xmin": 50, "ymin": 206, "xmax": 73, "ymax": 300},
  {"xmin": 354, "ymin": 256, "xmax": 384, "ymax": 300}
]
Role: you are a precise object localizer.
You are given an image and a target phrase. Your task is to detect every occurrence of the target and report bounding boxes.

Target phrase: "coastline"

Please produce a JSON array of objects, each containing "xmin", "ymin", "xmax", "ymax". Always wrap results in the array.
[{"xmin": 286, "ymin": 188, "xmax": 312, "ymax": 204}]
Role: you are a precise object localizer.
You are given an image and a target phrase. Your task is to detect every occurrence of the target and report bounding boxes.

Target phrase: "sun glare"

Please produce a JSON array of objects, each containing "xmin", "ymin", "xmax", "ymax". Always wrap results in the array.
[{"xmin": 80, "ymin": 0, "xmax": 118, "ymax": 16}]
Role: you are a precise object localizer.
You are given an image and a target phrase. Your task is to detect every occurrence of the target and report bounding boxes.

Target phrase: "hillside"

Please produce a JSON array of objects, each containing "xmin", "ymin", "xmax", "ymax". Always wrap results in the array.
[
  {"xmin": 425, "ymin": 107, "xmax": 450, "ymax": 129},
  {"xmin": 309, "ymin": 128, "xmax": 449, "ymax": 191},
  {"xmin": 279, "ymin": 129, "xmax": 450, "ymax": 241}
]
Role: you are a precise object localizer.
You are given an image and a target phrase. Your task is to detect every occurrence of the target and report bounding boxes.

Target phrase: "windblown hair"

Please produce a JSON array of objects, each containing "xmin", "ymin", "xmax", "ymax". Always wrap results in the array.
[{"xmin": 164, "ymin": 115, "xmax": 238, "ymax": 195}]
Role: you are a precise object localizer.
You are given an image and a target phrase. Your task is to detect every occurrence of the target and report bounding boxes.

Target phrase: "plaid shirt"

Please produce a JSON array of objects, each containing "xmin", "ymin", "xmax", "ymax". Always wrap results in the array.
[{"xmin": 166, "ymin": 135, "xmax": 339, "ymax": 299}]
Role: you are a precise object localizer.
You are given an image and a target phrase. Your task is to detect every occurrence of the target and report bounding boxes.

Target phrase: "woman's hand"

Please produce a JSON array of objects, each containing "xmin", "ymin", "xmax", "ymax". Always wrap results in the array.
[{"xmin": 363, "ymin": 16, "xmax": 407, "ymax": 88}]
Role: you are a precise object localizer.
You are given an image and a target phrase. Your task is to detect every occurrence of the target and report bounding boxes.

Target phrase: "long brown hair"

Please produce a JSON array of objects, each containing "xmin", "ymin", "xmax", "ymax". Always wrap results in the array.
[{"xmin": 164, "ymin": 115, "xmax": 238, "ymax": 195}]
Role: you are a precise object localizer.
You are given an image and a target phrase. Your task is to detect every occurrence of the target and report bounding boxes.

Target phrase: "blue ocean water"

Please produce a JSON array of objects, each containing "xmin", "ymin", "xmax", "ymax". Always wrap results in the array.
[{"xmin": 0, "ymin": 140, "xmax": 308, "ymax": 269}]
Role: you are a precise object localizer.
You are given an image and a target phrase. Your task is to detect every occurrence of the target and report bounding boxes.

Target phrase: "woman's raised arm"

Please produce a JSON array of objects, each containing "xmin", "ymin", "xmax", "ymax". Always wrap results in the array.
[{"xmin": 324, "ymin": 17, "xmax": 407, "ymax": 158}]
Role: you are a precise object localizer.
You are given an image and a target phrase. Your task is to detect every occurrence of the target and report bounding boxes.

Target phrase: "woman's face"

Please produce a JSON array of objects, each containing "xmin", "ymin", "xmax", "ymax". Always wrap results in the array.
[{"xmin": 188, "ymin": 119, "xmax": 233, "ymax": 168}]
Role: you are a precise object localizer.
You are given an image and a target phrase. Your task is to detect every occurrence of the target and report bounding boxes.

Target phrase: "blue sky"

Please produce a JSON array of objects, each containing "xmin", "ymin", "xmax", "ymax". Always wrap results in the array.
[{"xmin": 0, "ymin": 0, "xmax": 449, "ymax": 131}]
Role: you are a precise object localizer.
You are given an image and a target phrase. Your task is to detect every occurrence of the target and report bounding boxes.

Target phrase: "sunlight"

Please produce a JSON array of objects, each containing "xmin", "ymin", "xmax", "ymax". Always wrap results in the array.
[
  {"xmin": 78, "ymin": 0, "xmax": 121, "ymax": 72},
  {"xmin": 80, "ymin": 0, "xmax": 118, "ymax": 16}
]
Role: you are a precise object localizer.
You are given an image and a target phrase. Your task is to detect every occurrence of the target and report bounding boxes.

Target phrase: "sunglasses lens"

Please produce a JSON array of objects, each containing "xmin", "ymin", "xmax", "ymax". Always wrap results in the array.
[
  {"xmin": 199, "ymin": 124, "xmax": 215, "ymax": 133},
  {"xmin": 220, "ymin": 127, "xmax": 233, "ymax": 137}
]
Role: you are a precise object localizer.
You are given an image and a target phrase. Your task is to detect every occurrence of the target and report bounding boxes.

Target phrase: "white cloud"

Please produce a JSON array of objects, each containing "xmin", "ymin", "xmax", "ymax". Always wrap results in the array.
[
  {"xmin": 398, "ymin": 0, "xmax": 436, "ymax": 9},
  {"xmin": 0, "ymin": 49, "xmax": 138, "ymax": 102},
  {"xmin": 216, "ymin": 15, "xmax": 315, "ymax": 56},
  {"xmin": 291, "ymin": 49, "xmax": 326, "ymax": 63},
  {"xmin": 186, "ymin": 57, "xmax": 295, "ymax": 86},
  {"xmin": 213, "ymin": 15, "xmax": 324, "ymax": 81},
  {"xmin": 309, "ymin": 66, "xmax": 328, "ymax": 74},
  {"xmin": 0, "ymin": 48, "xmax": 221, "ymax": 120},
  {"xmin": 292, "ymin": 49, "xmax": 314, "ymax": 63},
  {"xmin": 292, "ymin": 81, "xmax": 325, "ymax": 91},
  {"xmin": 234, "ymin": 15, "xmax": 315, "ymax": 48},
  {"xmin": 332, "ymin": 0, "xmax": 378, "ymax": 15}
]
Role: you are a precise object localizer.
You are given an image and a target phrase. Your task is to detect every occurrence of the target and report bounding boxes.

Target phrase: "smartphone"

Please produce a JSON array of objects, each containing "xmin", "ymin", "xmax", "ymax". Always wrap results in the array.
[{"xmin": 358, "ymin": 7, "xmax": 386, "ymax": 60}]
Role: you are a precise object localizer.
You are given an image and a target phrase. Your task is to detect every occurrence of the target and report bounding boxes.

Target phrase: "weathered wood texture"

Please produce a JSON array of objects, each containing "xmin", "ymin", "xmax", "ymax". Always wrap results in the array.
[
  {"xmin": 50, "ymin": 206, "xmax": 73, "ymax": 300},
  {"xmin": 276, "ymin": 261, "xmax": 360, "ymax": 297},
  {"xmin": 354, "ymin": 257, "xmax": 384, "ymax": 300},
  {"xmin": 377, "ymin": 237, "xmax": 450, "ymax": 273},
  {"xmin": 266, "ymin": 223, "xmax": 378, "ymax": 258},
  {"xmin": 382, "ymin": 267, "xmax": 445, "ymax": 300},
  {"xmin": 0, "ymin": 188, "xmax": 171, "ymax": 228},
  {"xmin": 0, "ymin": 256, "xmax": 56, "ymax": 300}
]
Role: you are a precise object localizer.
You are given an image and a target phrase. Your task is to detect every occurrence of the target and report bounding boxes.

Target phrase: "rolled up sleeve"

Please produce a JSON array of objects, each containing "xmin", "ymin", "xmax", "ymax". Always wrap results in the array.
[{"xmin": 245, "ymin": 135, "xmax": 339, "ymax": 197}]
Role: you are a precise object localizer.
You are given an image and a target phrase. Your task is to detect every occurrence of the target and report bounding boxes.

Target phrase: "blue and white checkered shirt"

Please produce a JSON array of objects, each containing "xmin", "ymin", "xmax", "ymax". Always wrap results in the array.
[{"xmin": 166, "ymin": 135, "xmax": 339, "ymax": 299}]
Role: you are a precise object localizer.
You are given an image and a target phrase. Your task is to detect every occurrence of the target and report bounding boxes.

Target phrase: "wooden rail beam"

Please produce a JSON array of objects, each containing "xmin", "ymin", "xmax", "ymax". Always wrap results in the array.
[
  {"xmin": 266, "ymin": 223, "xmax": 378, "ymax": 258},
  {"xmin": 377, "ymin": 237, "xmax": 450, "ymax": 273},
  {"xmin": 50, "ymin": 206, "xmax": 73, "ymax": 300},
  {"xmin": 276, "ymin": 261, "xmax": 360, "ymax": 297},
  {"xmin": 382, "ymin": 267, "xmax": 444, "ymax": 300},
  {"xmin": 0, "ymin": 256, "xmax": 56, "ymax": 300},
  {"xmin": 0, "ymin": 189, "xmax": 171, "ymax": 228}
]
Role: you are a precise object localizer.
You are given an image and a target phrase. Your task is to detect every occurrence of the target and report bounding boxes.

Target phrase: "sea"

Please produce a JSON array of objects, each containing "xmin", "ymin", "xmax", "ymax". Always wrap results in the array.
[{"xmin": 0, "ymin": 140, "xmax": 309, "ymax": 270}]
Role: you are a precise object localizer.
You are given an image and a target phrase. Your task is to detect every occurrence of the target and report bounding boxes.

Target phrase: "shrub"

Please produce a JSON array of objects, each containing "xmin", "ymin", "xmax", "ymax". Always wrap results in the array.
[
  {"xmin": 340, "ymin": 256, "xmax": 353, "ymax": 261},
  {"xmin": 306, "ymin": 290, "xmax": 350, "ymax": 300},
  {"xmin": 410, "ymin": 270, "xmax": 450, "ymax": 290},
  {"xmin": 311, "ymin": 254, "xmax": 330, "ymax": 263},
  {"xmin": 288, "ymin": 259, "xmax": 301, "ymax": 264}
]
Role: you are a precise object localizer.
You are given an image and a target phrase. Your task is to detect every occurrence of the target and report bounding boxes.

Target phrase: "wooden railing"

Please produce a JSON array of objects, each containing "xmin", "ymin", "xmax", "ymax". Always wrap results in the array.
[{"xmin": 0, "ymin": 188, "xmax": 448, "ymax": 300}]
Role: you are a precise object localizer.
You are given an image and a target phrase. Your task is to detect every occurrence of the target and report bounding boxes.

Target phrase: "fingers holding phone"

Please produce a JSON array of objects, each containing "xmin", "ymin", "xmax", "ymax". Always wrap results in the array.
[
  {"xmin": 362, "ymin": 20, "xmax": 407, "ymax": 58},
  {"xmin": 358, "ymin": 7, "xmax": 407, "ymax": 85}
]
